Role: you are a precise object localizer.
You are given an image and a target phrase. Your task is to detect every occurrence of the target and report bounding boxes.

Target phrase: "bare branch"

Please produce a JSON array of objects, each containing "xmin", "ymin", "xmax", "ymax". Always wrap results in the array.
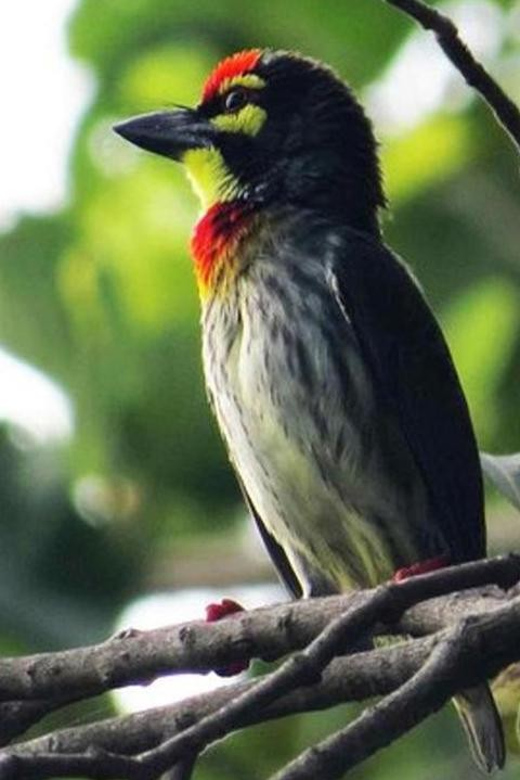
[
  {"xmin": 94, "ymin": 559, "xmax": 520, "ymax": 780},
  {"xmin": 0, "ymin": 557, "xmax": 519, "ymax": 779},
  {"xmin": 3, "ymin": 637, "xmax": 438, "ymax": 760},
  {"xmin": 383, "ymin": 0, "xmax": 520, "ymax": 154},
  {"xmin": 3, "ymin": 598, "xmax": 520, "ymax": 778},
  {"xmin": 270, "ymin": 624, "xmax": 466, "ymax": 780},
  {"xmin": 0, "ymin": 556, "xmax": 515, "ymax": 707}
]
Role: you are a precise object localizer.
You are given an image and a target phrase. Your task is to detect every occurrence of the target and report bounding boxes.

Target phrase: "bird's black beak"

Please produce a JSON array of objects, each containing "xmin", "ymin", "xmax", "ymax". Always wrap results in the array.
[{"xmin": 113, "ymin": 109, "xmax": 215, "ymax": 161}]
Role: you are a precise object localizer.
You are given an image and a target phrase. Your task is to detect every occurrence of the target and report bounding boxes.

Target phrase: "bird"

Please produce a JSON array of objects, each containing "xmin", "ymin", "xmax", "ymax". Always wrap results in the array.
[{"xmin": 114, "ymin": 49, "xmax": 505, "ymax": 772}]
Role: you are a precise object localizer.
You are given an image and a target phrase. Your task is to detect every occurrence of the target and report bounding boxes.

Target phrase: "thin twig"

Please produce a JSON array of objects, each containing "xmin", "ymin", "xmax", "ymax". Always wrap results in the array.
[
  {"xmin": 384, "ymin": 0, "xmax": 520, "ymax": 154},
  {"xmin": 270, "ymin": 623, "xmax": 466, "ymax": 780}
]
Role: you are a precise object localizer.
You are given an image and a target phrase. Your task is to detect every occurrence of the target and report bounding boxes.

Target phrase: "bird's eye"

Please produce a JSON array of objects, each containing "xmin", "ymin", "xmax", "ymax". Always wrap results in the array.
[{"xmin": 223, "ymin": 88, "xmax": 250, "ymax": 113}]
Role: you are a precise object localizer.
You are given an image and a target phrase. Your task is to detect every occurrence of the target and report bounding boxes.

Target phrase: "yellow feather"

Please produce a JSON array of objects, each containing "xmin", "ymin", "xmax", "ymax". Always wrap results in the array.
[
  {"xmin": 217, "ymin": 73, "xmax": 266, "ymax": 95},
  {"xmin": 212, "ymin": 104, "xmax": 267, "ymax": 136},
  {"xmin": 182, "ymin": 147, "xmax": 238, "ymax": 210}
]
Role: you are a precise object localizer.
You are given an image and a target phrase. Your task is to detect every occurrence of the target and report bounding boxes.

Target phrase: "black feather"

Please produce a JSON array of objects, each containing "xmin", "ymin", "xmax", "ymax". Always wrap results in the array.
[{"xmin": 329, "ymin": 229, "xmax": 485, "ymax": 562}]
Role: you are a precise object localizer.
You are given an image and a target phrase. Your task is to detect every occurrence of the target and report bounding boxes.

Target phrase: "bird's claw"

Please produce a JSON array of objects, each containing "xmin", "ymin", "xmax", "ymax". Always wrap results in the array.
[
  {"xmin": 393, "ymin": 555, "xmax": 448, "ymax": 582},
  {"xmin": 205, "ymin": 598, "xmax": 250, "ymax": 676}
]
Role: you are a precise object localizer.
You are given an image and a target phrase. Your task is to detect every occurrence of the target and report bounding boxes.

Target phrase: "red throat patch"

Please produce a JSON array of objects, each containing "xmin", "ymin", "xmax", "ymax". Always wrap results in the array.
[
  {"xmin": 190, "ymin": 202, "xmax": 255, "ymax": 294},
  {"xmin": 202, "ymin": 49, "xmax": 262, "ymax": 103}
]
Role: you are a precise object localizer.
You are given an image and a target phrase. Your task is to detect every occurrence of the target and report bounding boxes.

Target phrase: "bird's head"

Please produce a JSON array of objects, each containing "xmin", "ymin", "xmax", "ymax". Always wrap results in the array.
[{"xmin": 115, "ymin": 49, "xmax": 386, "ymax": 235}]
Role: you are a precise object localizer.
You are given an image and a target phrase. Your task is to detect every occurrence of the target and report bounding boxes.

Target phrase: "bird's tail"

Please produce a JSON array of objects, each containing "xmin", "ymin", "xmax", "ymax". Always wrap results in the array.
[{"xmin": 453, "ymin": 684, "xmax": 505, "ymax": 773}]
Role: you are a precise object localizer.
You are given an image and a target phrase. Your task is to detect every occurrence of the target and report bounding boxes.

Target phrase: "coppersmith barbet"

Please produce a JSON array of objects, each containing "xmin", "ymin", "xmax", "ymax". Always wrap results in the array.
[{"xmin": 115, "ymin": 49, "xmax": 505, "ymax": 771}]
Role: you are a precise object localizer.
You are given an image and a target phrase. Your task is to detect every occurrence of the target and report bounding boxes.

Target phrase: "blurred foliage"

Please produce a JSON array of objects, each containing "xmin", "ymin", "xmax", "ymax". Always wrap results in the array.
[{"xmin": 0, "ymin": 0, "xmax": 519, "ymax": 776}]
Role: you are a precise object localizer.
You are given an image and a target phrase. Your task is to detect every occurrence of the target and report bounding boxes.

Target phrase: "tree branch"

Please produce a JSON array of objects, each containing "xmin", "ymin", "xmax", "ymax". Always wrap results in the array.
[
  {"xmin": 271, "ymin": 623, "xmax": 466, "ymax": 780},
  {"xmin": 1, "ymin": 637, "xmax": 439, "ymax": 759},
  {"xmin": 0, "ymin": 556, "xmax": 515, "ymax": 705},
  {"xmin": 383, "ymin": 0, "xmax": 520, "ymax": 154},
  {"xmin": 0, "ymin": 557, "xmax": 518, "ymax": 779}
]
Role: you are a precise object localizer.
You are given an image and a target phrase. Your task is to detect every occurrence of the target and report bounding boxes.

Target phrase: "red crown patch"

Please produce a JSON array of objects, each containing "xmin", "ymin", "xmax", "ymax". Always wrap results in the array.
[{"xmin": 202, "ymin": 49, "xmax": 262, "ymax": 102}]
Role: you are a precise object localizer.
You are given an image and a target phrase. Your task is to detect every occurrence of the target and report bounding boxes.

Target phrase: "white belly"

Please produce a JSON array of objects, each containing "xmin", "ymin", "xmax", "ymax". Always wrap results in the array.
[{"xmin": 201, "ymin": 266, "xmax": 436, "ymax": 590}]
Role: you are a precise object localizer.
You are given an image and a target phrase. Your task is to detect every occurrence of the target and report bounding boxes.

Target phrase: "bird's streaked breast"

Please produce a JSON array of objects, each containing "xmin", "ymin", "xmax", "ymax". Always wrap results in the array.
[{"xmin": 201, "ymin": 227, "xmax": 438, "ymax": 591}]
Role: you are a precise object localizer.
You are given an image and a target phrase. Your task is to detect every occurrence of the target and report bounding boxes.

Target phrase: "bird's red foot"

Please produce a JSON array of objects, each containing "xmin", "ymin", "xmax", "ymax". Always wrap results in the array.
[
  {"xmin": 392, "ymin": 555, "xmax": 449, "ymax": 583},
  {"xmin": 205, "ymin": 598, "xmax": 250, "ymax": 677}
]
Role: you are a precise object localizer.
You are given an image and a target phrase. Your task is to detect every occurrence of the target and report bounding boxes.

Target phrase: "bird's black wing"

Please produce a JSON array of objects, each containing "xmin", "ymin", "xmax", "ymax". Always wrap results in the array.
[
  {"xmin": 239, "ymin": 485, "xmax": 303, "ymax": 599},
  {"xmin": 328, "ymin": 230, "xmax": 485, "ymax": 561}
]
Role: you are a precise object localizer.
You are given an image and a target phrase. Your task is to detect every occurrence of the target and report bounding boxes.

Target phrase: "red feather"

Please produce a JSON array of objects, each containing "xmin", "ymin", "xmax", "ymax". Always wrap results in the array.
[
  {"xmin": 202, "ymin": 49, "xmax": 262, "ymax": 103},
  {"xmin": 191, "ymin": 202, "xmax": 254, "ymax": 291}
]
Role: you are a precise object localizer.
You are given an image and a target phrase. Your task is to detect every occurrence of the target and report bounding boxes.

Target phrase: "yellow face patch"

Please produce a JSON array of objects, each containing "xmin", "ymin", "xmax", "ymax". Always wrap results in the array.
[
  {"xmin": 182, "ymin": 147, "xmax": 239, "ymax": 210},
  {"xmin": 182, "ymin": 74, "xmax": 266, "ymax": 209},
  {"xmin": 211, "ymin": 103, "xmax": 267, "ymax": 136},
  {"xmin": 218, "ymin": 73, "xmax": 266, "ymax": 95}
]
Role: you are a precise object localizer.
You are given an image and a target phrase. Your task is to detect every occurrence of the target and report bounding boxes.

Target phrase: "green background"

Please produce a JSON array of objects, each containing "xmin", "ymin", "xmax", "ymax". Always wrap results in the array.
[{"xmin": 1, "ymin": 0, "xmax": 519, "ymax": 777}]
